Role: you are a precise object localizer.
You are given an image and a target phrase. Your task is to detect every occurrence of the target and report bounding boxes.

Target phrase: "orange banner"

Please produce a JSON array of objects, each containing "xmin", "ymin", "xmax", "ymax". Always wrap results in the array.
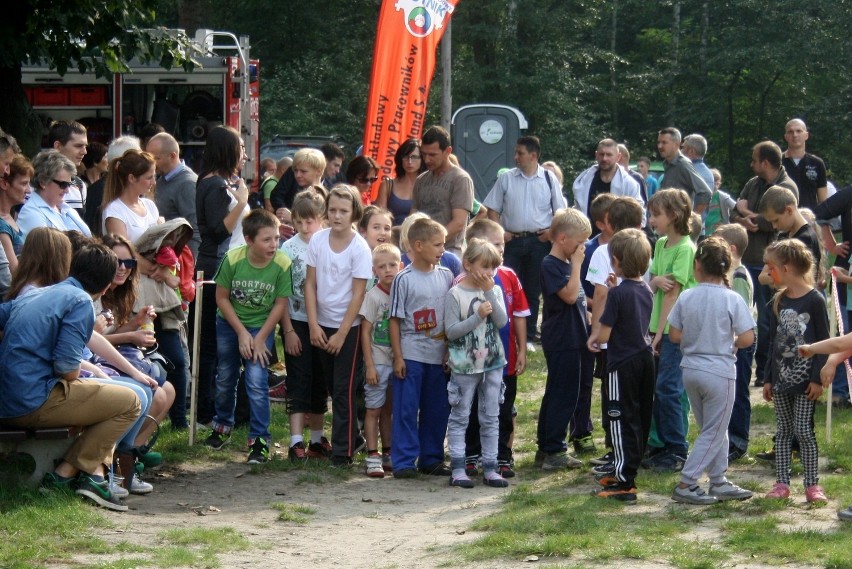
[{"xmin": 363, "ymin": 0, "xmax": 459, "ymax": 199}]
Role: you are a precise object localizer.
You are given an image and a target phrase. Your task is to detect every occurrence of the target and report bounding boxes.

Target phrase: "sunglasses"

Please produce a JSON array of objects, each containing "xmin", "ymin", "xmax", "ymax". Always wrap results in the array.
[
  {"xmin": 357, "ymin": 176, "xmax": 378, "ymax": 184},
  {"xmin": 53, "ymin": 179, "xmax": 73, "ymax": 189},
  {"xmin": 118, "ymin": 258, "xmax": 137, "ymax": 269}
]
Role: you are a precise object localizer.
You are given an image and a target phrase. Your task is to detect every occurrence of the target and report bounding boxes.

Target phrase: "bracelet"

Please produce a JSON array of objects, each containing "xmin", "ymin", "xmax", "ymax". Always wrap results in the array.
[{"xmin": 285, "ymin": 329, "xmax": 295, "ymax": 335}]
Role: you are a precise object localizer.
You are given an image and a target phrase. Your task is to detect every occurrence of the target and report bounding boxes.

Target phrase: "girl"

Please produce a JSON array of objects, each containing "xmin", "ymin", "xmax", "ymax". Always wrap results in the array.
[
  {"xmin": 376, "ymin": 138, "xmax": 424, "ymax": 226},
  {"xmin": 0, "ymin": 154, "xmax": 33, "ymax": 271},
  {"xmin": 101, "ymin": 149, "xmax": 162, "ymax": 242},
  {"xmin": 445, "ymin": 239, "xmax": 509, "ymax": 488},
  {"xmin": 667, "ymin": 237, "xmax": 755, "ymax": 505},
  {"xmin": 762, "ymin": 238, "xmax": 830, "ymax": 503},
  {"xmin": 305, "ymin": 184, "xmax": 373, "ymax": 466},
  {"xmin": 195, "ymin": 125, "xmax": 250, "ymax": 426},
  {"xmin": 644, "ymin": 188, "xmax": 696, "ymax": 472},
  {"xmin": 358, "ymin": 206, "xmax": 393, "ymax": 251},
  {"xmin": 5, "ymin": 226, "xmax": 70, "ymax": 300}
]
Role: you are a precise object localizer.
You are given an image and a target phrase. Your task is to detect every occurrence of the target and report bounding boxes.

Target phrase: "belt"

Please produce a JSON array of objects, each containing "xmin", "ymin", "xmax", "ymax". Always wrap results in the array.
[{"xmin": 511, "ymin": 230, "xmax": 542, "ymax": 238}]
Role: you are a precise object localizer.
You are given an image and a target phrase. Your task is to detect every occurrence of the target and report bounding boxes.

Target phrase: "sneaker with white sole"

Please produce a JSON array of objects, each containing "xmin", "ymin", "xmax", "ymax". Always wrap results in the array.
[
  {"xmin": 541, "ymin": 451, "xmax": 583, "ymax": 470},
  {"xmin": 129, "ymin": 472, "xmax": 154, "ymax": 495},
  {"xmin": 589, "ymin": 450, "xmax": 614, "ymax": 466},
  {"xmin": 837, "ymin": 506, "xmax": 852, "ymax": 521},
  {"xmin": 708, "ymin": 481, "xmax": 752, "ymax": 501},
  {"xmin": 671, "ymin": 484, "xmax": 718, "ymax": 505},
  {"xmin": 75, "ymin": 474, "xmax": 128, "ymax": 512},
  {"xmin": 365, "ymin": 454, "xmax": 385, "ymax": 478}
]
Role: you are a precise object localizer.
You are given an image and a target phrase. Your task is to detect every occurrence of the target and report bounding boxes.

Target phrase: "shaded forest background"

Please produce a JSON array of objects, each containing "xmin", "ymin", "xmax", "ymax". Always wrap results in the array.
[{"xmin": 39, "ymin": 0, "xmax": 852, "ymax": 191}]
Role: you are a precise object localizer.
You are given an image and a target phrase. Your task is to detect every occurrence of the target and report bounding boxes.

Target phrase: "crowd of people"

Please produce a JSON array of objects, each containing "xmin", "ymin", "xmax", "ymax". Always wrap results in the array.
[{"xmin": 0, "ymin": 117, "xmax": 851, "ymax": 523}]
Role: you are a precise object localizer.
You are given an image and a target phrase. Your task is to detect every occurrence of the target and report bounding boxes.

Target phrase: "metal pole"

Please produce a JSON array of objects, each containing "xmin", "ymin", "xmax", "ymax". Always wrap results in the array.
[
  {"xmin": 440, "ymin": 20, "xmax": 452, "ymax": 131},
  {"xmin": 188, "ymin": 271, "xmax": 204, "ymax": 446}
]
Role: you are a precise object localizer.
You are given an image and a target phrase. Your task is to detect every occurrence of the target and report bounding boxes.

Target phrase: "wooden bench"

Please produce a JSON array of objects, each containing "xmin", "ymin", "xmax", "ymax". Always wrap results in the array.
[{"xmin": 0, "ymin": 426, "xmax": 80, "ymax": 487}]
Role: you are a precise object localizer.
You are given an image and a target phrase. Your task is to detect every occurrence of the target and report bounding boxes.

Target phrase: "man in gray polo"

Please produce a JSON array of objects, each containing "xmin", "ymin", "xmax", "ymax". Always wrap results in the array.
[
  {"xmin": 657, "ymin": 127, "xmax": 712, "ymax": 213},
  {"xmin": 484, "ymin": 135, "xmax": 566, "ymax": 341},
  {"xmin": 681, "ymin": 133, "xmax": 715, "ymax": 192}
]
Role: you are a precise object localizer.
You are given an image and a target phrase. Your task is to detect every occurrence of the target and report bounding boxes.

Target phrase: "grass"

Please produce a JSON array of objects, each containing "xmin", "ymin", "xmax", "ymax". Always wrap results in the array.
[
  {"xmin": 454, "ymin": 348, "xmax": 852, "ymax": 568},
  {"xmin": 270, "ymin": 502, "xmax": 316, "ymax": 524}
]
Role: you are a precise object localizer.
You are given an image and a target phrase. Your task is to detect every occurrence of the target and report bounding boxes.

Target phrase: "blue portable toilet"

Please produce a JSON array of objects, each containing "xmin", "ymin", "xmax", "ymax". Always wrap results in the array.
[{"xmin": 451, "ymin": 104, "xmax": 528, "ymax": 201}]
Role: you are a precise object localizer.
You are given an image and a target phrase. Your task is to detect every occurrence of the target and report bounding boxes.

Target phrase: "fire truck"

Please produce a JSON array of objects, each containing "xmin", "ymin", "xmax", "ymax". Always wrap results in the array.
[{"xmin": 21, "ymin": 28, "xmax": 260, "ymax": 183}]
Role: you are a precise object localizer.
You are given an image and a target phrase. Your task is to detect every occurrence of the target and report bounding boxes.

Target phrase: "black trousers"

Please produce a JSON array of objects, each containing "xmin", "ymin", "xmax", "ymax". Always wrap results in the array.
[
  {"xmin": 315, "ymin": 325, "xmax": 363, "ymax": 459},
  {"xmin": 606, "ymin": 350, "xmax": 655, "ymax": 487}
]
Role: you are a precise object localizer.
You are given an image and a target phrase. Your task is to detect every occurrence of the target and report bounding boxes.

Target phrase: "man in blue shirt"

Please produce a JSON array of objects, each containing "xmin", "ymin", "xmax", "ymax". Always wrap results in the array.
[{"xmin": 0, "ymin": 244, "xmax": 140, "ymax": 511}]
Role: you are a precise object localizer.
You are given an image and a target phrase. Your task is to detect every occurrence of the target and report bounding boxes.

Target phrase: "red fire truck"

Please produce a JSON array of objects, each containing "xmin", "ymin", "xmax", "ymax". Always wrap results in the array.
[{"xmin": 21, "ymin": 28, "xmax": 260, "ymax": 183}]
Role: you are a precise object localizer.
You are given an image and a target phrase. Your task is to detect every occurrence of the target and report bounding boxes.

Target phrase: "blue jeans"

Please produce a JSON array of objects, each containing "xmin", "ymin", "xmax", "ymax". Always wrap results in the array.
[
  {"xmin": 832, "ymin": 308, "xmax": 850, "ymax": 400},
  {"xmin": 729, "ymin": 343, "xmax": 755, "ymax": 452},
  {"xmin": 503, "ymin": 234, "xmax": 549, "ymax": 337},
  {"xmin": 747, "ymin": 264, "xmax": 772, "ymax": 382},
  {"xmin": 652, "ymin": 335, "xmax": 688, "ymax": 455},
  {"xmin": 391, "ymin": 360, "xmax": 450, "ymax": 471},
  {"xmin": 154, "ymin": 326, "xmax": 188, "ymax": 429},
  {"xmin": 447, "ymin": 369, "xmax": 503, "ymax": 470},
  {"xmin": 212, "ymin": 317, "xmax": 273, "ymax": 441},
  {"xmin": 93, "ymin": 376, "xmax": 152, "ymax": 453}
]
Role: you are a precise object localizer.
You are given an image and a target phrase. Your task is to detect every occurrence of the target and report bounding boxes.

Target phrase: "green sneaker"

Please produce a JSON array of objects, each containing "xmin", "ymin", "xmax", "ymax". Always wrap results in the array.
[
  {"xmin": 247, "ymin": 438, "xmax": 270, "ymax": 464},
  {"xmin": 40, "ymin": 472, "xmax": 76, "ymax": 493},
  {"xmin": 572, "ymin": 435, "xmax": 597, "ymax": 455},
  {"xmin": 138, "ymin": 451, "xmax": 162, "ymax": 469},
  {"xmin": 74, "ymin": 474, "xmax": 128, "ymax": 512}
]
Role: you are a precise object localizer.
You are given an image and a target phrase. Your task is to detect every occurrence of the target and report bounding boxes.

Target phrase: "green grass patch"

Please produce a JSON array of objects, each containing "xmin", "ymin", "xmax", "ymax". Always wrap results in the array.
[{"xmin": 270, "ymin": 502, "xmax": 316, "ymax": 524}]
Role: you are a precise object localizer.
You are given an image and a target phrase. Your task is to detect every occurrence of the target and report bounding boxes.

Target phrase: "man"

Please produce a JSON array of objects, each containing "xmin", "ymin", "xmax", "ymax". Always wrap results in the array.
[
  {"xmin": 146, "ymin": 133, "xmax": 200, "ymax": 258},
  {"xmin": 0, "ymin": 244, "xmax": 141, "ymax": 511},
  {"xmin": 657, "ymin": 127, "xmax": 712, "ymax": 213},
  {"xmin": 49, "ymin": 120, "xmax": 88, "ymax": 215},
  {"xmin": 730, "ymin": 140, "xmax": 798, "ymax": 387},
  {"xmin": 320, "ymin": 142, "xmax": 345, "ymax": 188},
  {"xmin": 484, "ymin": 135, "xmax": 566, "ymax": 342},
  {"xmin": 681, "ymin": 134, "xmax": 715, "ymax": 192},
  {"xmin": 616, "ymin": 143, "xmax": 647, "ymax": 203},
  {"xmin": 572, "ymin": 138, "xmax": 643, "ymax": 233},
  {"xmin": 782, "ymin": 118, "xmax": 827, "ymax": 211},
  {"xmin": 411, "ymin": 125, "xmax": 474, "ymax": 257},
  {"xmin": 0, "ymin": 128, "xmax": 19, "ymax": 176},
  {"xmin": 83, "ymin": 136, "xmax": 142, "ymax": 231},
  {"xmin": 637, "ymin": 156, "xmax": 659, "ymax": 199}
]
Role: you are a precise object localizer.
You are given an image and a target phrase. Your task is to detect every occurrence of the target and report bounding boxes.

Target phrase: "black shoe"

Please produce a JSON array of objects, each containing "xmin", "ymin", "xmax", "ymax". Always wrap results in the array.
[
  {"xmin": 590, "ymin": 451, "xmax": 614, "ymax": 466},
  {"xmin": 247, "ymin": 438, "xmax": 270, "ymax": 464},
  {"xmin": 528, "ymin": 331, "xmax": 541, "ymax": 343},
  {"xmin": 497, "ymin": 461, "xmax": 515, "ymax": 478},
  {"xmin": 330, "ymin": 455, "xmax": 353, "ymax": 468},
  {"xmin": 204, "ymin": 430, "xmax": 231, "ymax": 450},
  {"xmin": 650, "ymin": 452, "xmax": 686, "ymax": 473},
  {"xmin": 591, "ymin": 461, "xmax": 615, "ymax": 476},
  {"xmin": 753, "ymin": 377, "xmax": 765, "ymax": 387},
  {"xmin": 393, "ymin": 468, "xmax": 418, "ymax": 479},
  {"xmin": 418, "ymin": 462, "xmax": 451, "ymax": 476},
  {"xmin": 727, "ymin": 446, "xmax": 747, "ymax": 462},
  {"xmin": 594, "ymin": 483, "xmax": 637, "ymax": 502},
  {"xmin": 755, "ymin": 448, "xmax": 776, "ymax": 463}
]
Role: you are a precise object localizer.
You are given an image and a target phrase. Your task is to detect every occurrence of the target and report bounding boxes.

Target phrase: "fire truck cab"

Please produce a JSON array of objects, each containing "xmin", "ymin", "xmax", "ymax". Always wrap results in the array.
[{"xmin": 22, "ymin": 28, "xmax": 260, "ymax": 183}]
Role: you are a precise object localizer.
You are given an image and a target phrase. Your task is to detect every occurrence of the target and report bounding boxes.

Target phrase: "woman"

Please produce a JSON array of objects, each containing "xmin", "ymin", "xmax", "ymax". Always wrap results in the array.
[
  {"xmin": 375, "ymin": 138, "xmax": 424, "ymax": 226},
  {"xmin": 81, "ymin": 141, "xmax": 109, "ymax": 187},
  {"xmin": 0, "ymin": 154, "xmax": 33, "ymax": 270},
  {"xmin": 16, "ymin": 150, "xmax": 91, "ymax": 238},
  {"xmin": 346, "ymin": 155, "xmax": 380, "ymax": 206},
  {"xmin": 101, "ymin": 149, "xmax": 162, "ymax": 242},
  {"xmin": 195, "ymin": 125, "xmax": 249, "ymax": 425}
]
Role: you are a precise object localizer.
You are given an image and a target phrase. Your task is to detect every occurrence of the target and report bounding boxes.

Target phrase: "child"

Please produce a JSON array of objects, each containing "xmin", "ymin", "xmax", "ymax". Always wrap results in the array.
[
  {"xmin": 305, "ymin": 184, "xmax": 373, "ymax": 467},
  {"xmin": 205, "ymin": 209, "xmax": 292, "ymax": 464},
  {"xmin": 761, "ymin": 239, "xmax": 829, "ymax": 503},
  {"xmin": 799, "ymin": 320, "xmax": 852, "ymax": 520},
  {"xmin": 462, "ymin": 219, "xmax": 530, "ymax": 478},
  {"xmin": 536, "ymin": 207, "xmax": 591, "ymax": 470},
  {"xmin": 399, "ymin": 212, "xmax": 462, "ymax": 277},
  {"xmin": 271, "ymin": 148, "xmax": 327, "ymax": 223},
  {"xmin": 359, "ymin": 206, "xmax": 393, "ymax": 251},
  {"xmin": 585, "ymin": 197, "xmax": 645, "ymax": 470},
  {"xmin": 714, "ymin": 223, "xmax": 756, "ymax": 461},
  {"xmin": 703, "ymin": 168, "xmax": 736, "ymax": 235},
  {"xmin": 279, "ymin": 191, "xmax": 331, "ymax": 461},
  {"xmin": 359, "ymin": 243, "xmax": 402, "ymax": 477},
  {"xmin": 758, "ymin": 186, "xmax": 822, "ymax": 282},
  {"xmin": 445, "ymin": 239, "xmax": 509, "ymax": 488},
  {"xmin": 667, "ymin": 237, "xmax": 755, "ymax": 505},
  {"xmin": 389, "ymin": 218, "xmax": 454, "ymax": 477},
  {"xmin": 590, "ymin": 228, "xmax": 654, "ymax": 502}
]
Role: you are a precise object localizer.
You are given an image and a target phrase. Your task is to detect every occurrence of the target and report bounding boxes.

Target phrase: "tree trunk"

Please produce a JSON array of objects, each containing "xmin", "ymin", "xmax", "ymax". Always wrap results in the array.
[
  {"xmin": 700, "ymin": 0, "xmax": 708, "ymax": 74},
  {"xmin": 611, "ymin": 0, "xmax": 618, "ymax": 126},
  {"xmin": 0, "ymin": 64, "xmax": 43, "ymax": 156},
  {"xmin": 669, "ymin": 1, "xmax": 681, "ymax": 120}
]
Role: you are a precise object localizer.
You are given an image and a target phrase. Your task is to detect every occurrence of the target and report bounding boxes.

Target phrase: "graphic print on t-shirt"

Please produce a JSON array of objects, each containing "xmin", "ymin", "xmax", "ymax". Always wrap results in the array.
[
  {"xmin": 373, "ymin": 308, "xmax": 391, "ymax": 347},
  {"xmin": 230, "ymin": 279, "xmax": 273, "ymax": 308},
  {"xmin": 414, "ymin": 308, "xmax": 437, "ymax": 332},
  {"xmin": 775, "ymin": 307, "xmax": 810, "ymax": 391}
]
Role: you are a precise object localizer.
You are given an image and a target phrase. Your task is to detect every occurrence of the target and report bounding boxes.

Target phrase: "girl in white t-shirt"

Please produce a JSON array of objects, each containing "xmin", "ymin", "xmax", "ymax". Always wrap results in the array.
[
  {"xmin": 305, "ymin": 184, "xmax": 373, "ymax": 466},
  {"xmin": 101, "ymin": 149, "xmax": 162, "ymax": 242}
]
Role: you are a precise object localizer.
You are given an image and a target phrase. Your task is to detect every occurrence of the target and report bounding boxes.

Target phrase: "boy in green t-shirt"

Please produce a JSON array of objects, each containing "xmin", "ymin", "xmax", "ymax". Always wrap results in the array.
[{"xmin": 204, "ymin": 209, "xmax": 293, "ymax": 464}]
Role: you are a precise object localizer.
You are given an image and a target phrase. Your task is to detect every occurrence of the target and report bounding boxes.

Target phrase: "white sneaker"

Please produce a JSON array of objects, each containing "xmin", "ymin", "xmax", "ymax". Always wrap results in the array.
[
  {"xmin": 109, "ymin": 479, "xmax": 129, "ymax": 499},
  {"xmin": 709, "ymin": 481, "xmax": 753, "ymax": 501},
  {"xmin": 129, "ymin": 473, "xmax": 154, "ymax": 495},
  {"xmin": 526, "ymin": 342, "xmax": 537, "ymax": 353},
  {"xmin": 365, "ymin": 454, "xmax": 385, "ymax": 478}
]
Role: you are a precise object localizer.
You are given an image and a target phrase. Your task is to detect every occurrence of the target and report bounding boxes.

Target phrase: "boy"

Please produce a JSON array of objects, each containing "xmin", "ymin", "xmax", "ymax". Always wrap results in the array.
[
  {"xmin": 279, "ymin": 191, "xmax": 331, "ymax": 461},
  {"xmin": 758, "ymin": 185, "xmax": 822, "ymax": 278},
  {"xmin": 591, "ymin": 228, "xmax": 655, "ymax": 501},
  {"xmin": 536, "ymin": 207, "xmax": 592, "ymax": 470},
  {"xmin": 270, "ymin": 147, "xmax": 327, "ymax": 221},
  {"xmin": 359, "ymin": 243, "xmax": 403, "ymax": 477},
  {"xmin": 389, "ymin": 218, "xmax": 454, "ymax": 477},
  {"xmin": 462, "ymin": 219, "xmax": 530, "ymax": 478},
  {"xmin": 585, "ymin": 197, "xmax": 646, "ymax": 472},
  {"xmin": 205, "ymin": 209, "xmax": 292, "ymax": 464},
  {"xmin": 714, "ymin": 223, "xmax": 756, "ymax": 461}
]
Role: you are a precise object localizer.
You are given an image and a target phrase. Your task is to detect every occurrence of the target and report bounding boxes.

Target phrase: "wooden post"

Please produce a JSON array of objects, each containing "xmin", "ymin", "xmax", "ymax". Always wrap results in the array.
[{"xmin": 188, "ymin": 271, "xmax": 204, "ymax": 446}]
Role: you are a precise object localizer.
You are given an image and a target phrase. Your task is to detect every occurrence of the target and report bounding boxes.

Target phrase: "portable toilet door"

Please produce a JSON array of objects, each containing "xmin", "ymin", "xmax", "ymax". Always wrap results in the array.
[{"xmin": 451, "ymin": 104, "xmax": 528, "ymax": 201}]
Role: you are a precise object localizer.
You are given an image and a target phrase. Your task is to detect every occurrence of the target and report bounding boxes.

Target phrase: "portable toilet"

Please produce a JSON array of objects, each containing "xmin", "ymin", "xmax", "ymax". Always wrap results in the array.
[{"xmin": 451, "ymin": 104, "xmax": 528, "ymax": 201}]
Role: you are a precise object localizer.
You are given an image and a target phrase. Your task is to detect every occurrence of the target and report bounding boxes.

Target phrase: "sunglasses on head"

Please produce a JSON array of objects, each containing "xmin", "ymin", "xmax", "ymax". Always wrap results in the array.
[
  {"xmin": 118, "ymin": 258, "xmax": 137, "ymax": 269},
  {"xmin": 357, "ymin": 176, "xmax": 378, "ymax": 184},
  {"xmin": 52, "ymin": 179, "xmax": 73, "ymax": 190}
]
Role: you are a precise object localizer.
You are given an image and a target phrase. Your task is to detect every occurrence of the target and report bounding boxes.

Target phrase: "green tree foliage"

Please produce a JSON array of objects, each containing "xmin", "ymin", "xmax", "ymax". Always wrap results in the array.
[{"xmin": 0, "ymin": 1, "xmax": 195, "ymax": 154}]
